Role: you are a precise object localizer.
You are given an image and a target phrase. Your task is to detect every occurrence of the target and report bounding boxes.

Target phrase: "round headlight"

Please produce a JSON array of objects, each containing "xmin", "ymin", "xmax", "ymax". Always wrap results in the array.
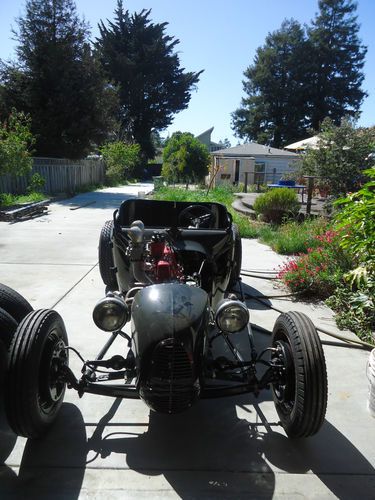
[
  {"xmin": 216, "ymin": 300, "xmax": 249, "ymax": 333},
  {"xmin": 93, "ymin": 296, "xmax": 129, "ymax": 332}
]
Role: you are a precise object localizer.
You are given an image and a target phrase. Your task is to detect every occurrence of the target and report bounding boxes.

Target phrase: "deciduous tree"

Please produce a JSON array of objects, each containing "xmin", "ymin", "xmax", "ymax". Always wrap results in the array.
[{"xmin": 162, "ymin": 132, "xmax": 210, "ymax": 185}]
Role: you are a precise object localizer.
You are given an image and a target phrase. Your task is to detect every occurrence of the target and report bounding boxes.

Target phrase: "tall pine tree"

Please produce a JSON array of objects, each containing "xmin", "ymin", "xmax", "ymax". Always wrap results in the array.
[
  {"xmin": 0, "ymin": 0, "xmax": 114, "ymax": 158},
  {"xmin": 96, "ymin": 1, "xmax": 203, "ymax": 159},
  {"xmin": 231, "ymin": 20, "xmax": 309, "ymax": 148},
  {"xmin": 307, "ymin": 0, "xmax": 367, "ymax": 130}
]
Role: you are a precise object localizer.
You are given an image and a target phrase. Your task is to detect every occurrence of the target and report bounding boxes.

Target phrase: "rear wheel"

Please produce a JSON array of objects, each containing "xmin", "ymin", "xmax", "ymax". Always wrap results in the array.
[
  {"xmin": 228, "ymin": 224, "xmax": 242, "ymax": 289},
  {"xmin": 98, "ymin": 220, "xmax": 118, "ymax": 290},
  {"xmin": 0, "ymin": 284, "xmax": 33, "ymax": 348},
  {"xmin": 5, "ymin": 309, "xmax": 68, "ymax": 438},
  {"xmin": 271, "ymin": 311, "xmax": 327, "ymax": 438},
  {"xmin": 0, "ymin": 307, "xmax": 18, "ymax": 348},
  {"xmin": 0, "ymin": 283, "xmax": 33, "ymax": 323}
]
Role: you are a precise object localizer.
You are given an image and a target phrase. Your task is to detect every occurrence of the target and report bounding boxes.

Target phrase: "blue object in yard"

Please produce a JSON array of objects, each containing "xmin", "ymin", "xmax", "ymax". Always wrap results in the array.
[
  {"xmin": 278, "ymin": 179, "xmax": 296, "ymax": 186},
  {"xmin": 267, "ymin": 182, "xmax": 306, "ymax": 203}
]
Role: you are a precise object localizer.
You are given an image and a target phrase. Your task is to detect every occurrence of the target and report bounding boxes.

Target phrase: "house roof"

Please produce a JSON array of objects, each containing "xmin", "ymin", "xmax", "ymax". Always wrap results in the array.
[
  {"xmin": 211, "ymin": 142, "xmax": 298, "ymax": 157},
  {"xmin": 195, "ymin": 127, "xmax": 214, "ymax": 140},
  {"xmin": 284, "ymin": 136, "xmax": 320, "ymax": 150}
]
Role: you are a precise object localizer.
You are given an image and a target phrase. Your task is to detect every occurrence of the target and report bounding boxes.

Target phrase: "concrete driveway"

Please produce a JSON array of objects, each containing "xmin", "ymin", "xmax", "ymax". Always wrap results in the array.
[{"xmin": 1, "ymin": 184, "xmax": 374, "ymax": 499}]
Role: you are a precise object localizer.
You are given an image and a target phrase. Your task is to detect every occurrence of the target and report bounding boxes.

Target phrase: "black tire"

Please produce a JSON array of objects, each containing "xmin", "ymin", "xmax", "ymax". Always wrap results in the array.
[
  {"xmin": 0, "ymin": 283, "xmax": 33, "ymax": 323},
  {"xmin": 0, "ymin": 307, "xmax": 18, "ymax": 348},
  {"xmin": 98, "ymin": 220, "xmax": 118, "ymax": 290},
  {"xmin": 0, "ymin": 337, "xmax": 7, "ymax": 390},
  {"xmin": 228, "ymin": 224, "xmax": 242, "ymax": 289},
  {"xmin": 271, "ymin": 311, "xmax": 328, "ymax": 438},
  {"xmin": 5, "ymin": 309, "xmax": 68, "ymax": 438}
]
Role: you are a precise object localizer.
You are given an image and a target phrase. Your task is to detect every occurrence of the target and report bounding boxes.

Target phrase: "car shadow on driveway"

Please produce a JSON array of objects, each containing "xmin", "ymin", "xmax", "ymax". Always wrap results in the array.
[
  {"xmin": 86, "ymin": 395, "xmax": 375, "ymax": 499},
  {"xmin": 0, "ymin": 403, "xmax": 87, "ymax": 500},
  {"xmin": 1, "ymin": 393, "xmax": 374, "ymax": 499}
]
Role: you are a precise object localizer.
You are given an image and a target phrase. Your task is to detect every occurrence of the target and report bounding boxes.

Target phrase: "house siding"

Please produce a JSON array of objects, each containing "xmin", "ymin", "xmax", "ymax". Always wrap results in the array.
[{"xmin": 211, "ymin": 152, "xmax": 298, "ymax": 187}]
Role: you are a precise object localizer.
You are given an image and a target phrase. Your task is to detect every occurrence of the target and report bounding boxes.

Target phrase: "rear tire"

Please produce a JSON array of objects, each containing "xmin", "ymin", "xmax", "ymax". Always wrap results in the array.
[
  {"xmin": 228, "ymin": 224, "xmax": 242, "ymax": 289},
  {"xmin": 271, "ymin": 311, "xmax": 327, "ymax": 438},
  {"xmin": 0, "ymin": 283, "xmax": 33, "ymax": 323},
  {"xmin": 5, "ymin": 309, "xmax": 68, "ymax": 438},
  {"xmin": 0, "ymin": 307, "xmax": 18, "ymax": 348},
  {"xmin": 98, "ymin": 220, "xmax": 118, "ymax": 290}
]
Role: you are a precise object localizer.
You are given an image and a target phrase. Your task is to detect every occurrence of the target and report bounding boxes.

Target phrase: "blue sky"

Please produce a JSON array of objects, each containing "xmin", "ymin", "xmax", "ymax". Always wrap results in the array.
[{"xmin": 0, "ymin": 0, "xmax": 374, "ymax": 146}]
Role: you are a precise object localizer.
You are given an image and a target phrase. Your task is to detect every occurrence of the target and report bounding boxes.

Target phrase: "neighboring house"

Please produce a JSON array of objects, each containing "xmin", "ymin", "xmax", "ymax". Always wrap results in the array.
[
  {"xmin": 210, "ymin": 143, "xmax": 299, "ymax": 187},
  {"xmin": 196, "ymin": 127, "xmax": 225, "ymax": 152}
]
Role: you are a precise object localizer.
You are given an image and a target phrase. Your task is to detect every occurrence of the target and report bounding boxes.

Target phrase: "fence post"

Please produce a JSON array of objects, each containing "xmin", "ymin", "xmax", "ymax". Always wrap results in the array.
[{"xmin": 304, "ymin": 175, "xmax": 315, "ymax": 216}]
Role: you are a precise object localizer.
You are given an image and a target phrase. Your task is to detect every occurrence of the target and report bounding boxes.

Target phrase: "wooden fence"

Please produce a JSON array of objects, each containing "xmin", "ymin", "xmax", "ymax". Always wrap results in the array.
[{"xmin": 0, "ymin": 157, "xmax": 105, "ymax": 195}]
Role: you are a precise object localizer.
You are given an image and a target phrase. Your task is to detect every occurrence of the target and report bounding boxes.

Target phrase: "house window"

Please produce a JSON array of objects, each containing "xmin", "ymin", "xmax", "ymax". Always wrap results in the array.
[{"xmin": 254, "ymin": 162, "xmax": 265, "ymax": 184}]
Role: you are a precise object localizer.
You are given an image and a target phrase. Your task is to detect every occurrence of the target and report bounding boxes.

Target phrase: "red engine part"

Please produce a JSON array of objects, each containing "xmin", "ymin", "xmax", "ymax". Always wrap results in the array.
[{"xmin": 150, "ymin": 241, "xmax": 182, "ymax": 282}]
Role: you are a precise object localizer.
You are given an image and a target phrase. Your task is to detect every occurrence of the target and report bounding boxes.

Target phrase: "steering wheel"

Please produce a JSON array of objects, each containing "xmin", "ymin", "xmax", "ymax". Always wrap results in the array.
[{"xmin": 178, "ymin": 205, "xmax": 216, "ymax": 228}]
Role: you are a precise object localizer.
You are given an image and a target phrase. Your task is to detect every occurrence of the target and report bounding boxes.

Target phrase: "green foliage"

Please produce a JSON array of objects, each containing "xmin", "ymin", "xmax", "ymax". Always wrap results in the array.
[
  {"xmin": 259, "ymin": 217, "xmax": 330, "ymax": 254},
  {"xmin": 307, "ymin": 0, "xmax": 367, "ymax": 130},
  {"xmin": 162, "ymin": 132, "xmax": 210, "ymax": 184},
  {"xmin": 334, "ymin": 167, "xmax": 375, "ymax": 265},
  {"xmin": 326, "ymin": 282, "xmax": 374, "ymax": 345},
  {"xmin": 253, "ymin": 188, "xmax": 300, "ymax": 223},
  {"xmin": 0, "ymin": 191, "xmax": 46, "ymax": 206},
  {"xmin": 232, "ymin": 19, "xmax": 309, "ymax": 147},
  {"xmin": 27, "ymin": 172, "xmax": 45, "ymax": 193},
  {"xmin": 96, "ymin": 1, "xmax": 203, "ymax": 159},
  {"xmin": 0, "ymin": 110, "xmax": 34, "ymax": 177},
  {"xmin": 232, "ymin": 0, "xmax": 367, "ymax": 147},
  {"xmin": 0, "ymin": 0, "xmax": 115, "ymax": 158},
  {"xmin": 100, "ymin": 141, "xmax": 141, "ymax": 185},
  {"xmin": 278, "ymin": 229, "xmax": 353, "ymax": 298},
  {"xmin": 300, "ymin": 119, "xmax": 375, "ymax": 196}
]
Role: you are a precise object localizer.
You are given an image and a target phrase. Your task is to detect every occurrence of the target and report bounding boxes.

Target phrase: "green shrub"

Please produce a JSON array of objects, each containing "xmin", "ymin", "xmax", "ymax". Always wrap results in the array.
[
  {"xmin": 0, "ymin": 110, "xmax": 35, "ymax": 177},
  {"xmin": 100, "ymin": 142, "xmax": 141, "ymax": 185},
  {"xmin": 27, "ymin": 173, "xmax": 45, "ymax": 193},
  {"xmin": 326, "ymin": 280, "xmax": 375, "ymax": 344},
  {"xmin": 334, "ymin": 167, "xmax": 375, "ymax": 269},
  {"xmin": 253, "ymin": 188, "xmax": 300, "ymax": 223}
]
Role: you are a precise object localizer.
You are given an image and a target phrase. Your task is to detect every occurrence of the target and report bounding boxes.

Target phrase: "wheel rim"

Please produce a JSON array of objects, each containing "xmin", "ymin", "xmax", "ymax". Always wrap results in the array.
[
  {"xmin": 39, "ymin": 330, "xmax": 68, "ymax": 414},
  {"xmin": 272, "ymin": 339, "xmax": 295, "ymax": 412}
]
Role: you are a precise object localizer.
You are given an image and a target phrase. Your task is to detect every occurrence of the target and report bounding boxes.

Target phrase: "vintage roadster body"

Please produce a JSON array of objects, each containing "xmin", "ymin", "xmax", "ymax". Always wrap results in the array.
[{"xmin": 1, "ymin": 199, "xmax": 327, "ymax": 439}]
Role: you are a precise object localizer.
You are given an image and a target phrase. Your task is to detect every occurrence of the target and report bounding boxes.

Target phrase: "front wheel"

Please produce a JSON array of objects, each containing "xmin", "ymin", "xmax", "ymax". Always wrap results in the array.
[
  {"xmin": 5, "ymin": 309, "xmax": 68, "ymax": 438},
  {"xmin": 98, "ymin": 220, "xmax": 118, "ymax": 290},
  {"xmin": 271, "ymin": 311, "xmax": 327, "ymax": 438}
]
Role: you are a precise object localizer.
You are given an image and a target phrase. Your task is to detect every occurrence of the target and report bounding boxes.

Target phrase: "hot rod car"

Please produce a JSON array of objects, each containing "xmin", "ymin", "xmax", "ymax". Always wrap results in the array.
[{"xmin": 1, "ymin": 199, "xmax": 327, "ymax": 439}]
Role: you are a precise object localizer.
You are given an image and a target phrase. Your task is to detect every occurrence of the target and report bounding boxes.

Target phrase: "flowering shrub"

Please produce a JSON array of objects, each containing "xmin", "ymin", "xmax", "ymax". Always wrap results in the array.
[{"xmin": 278, "ymin": 229, "xmax": 352, "ymax": 298}]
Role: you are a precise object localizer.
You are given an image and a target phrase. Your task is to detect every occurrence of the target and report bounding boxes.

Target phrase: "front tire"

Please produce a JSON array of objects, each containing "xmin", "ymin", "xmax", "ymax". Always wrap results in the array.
[
  {"xmin": 98, "ymin": 220, "xmax": 118, "ymax": 290},
  {"xmin": 271, "ymin": 311, "xmax": 327, "ymax": 438},
  {"xmin": 5, "ymin": 309, "xmax": 68, "ymax": 438}
]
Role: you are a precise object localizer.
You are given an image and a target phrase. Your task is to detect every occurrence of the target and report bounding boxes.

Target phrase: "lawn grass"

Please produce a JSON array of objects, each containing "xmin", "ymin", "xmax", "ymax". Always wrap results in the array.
[
  {"xmin": 258, "ymin": 217, "xmax": 331, "ymax": 255},
  {"xmin": 0, "ymin": 191, "xmax": 47, "ymax": 207},
  {"xmin": 152, "ymin": 186, "xmax": 331, "ymax": 252}
]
